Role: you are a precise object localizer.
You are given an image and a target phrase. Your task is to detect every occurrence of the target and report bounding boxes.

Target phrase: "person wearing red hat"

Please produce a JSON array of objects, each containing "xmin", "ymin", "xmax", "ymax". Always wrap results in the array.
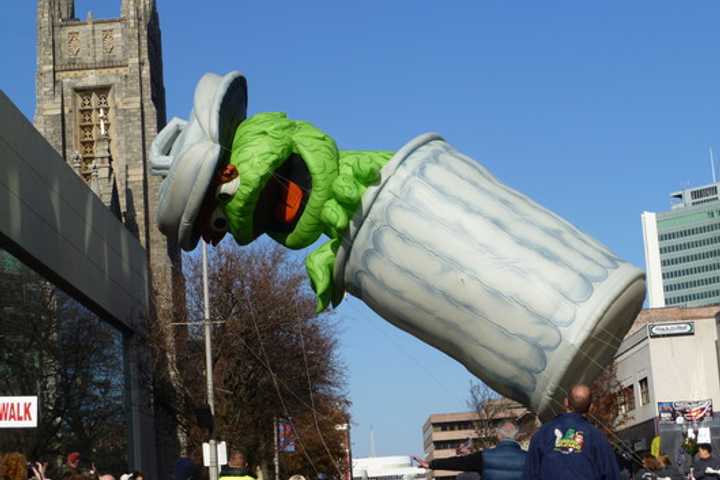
[{"xmin": 62, "ymin": 452, "xmax": 80, "ymax": 478}]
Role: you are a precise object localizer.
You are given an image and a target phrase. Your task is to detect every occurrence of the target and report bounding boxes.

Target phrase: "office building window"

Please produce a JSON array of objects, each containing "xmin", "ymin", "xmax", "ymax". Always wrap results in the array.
[
  {"xmin": 434, "ymin": 421, "xmax": 474, "ymax": 432},
  {"xmin": 617, "ymin": 385, "xmax": 636, "ymax": 414},
  {"xmin": 433, "ymin": 440, "xmax": 464, "ymax": 450},
  {"xmin": 639, "ymin": 378, "xmax": 649, "ymax": 405}
]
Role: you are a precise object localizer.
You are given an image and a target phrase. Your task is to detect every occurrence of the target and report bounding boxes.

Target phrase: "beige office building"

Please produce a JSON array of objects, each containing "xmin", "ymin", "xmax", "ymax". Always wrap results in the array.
[
  {"xmin": 614, "ymin": 305, "xmax": 720, "ymax": 452},
  {"xmin": 422, "ymin": 401, "xmax": 528, "ymax": 479}
]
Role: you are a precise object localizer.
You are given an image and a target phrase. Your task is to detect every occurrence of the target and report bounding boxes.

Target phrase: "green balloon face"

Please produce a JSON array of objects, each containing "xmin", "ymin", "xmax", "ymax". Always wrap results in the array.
[
  {"xmin": 220, "ymin": 112, "xmax": 393, "ymax": 311},
  {"xmin": 223, "ymin": 112, "xmax": 340, "ymax": 250}
]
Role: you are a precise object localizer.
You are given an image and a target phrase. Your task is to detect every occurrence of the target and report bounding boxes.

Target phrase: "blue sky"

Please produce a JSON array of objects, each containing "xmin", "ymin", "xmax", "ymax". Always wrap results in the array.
[{"xmin": 3, "ymin": 0, "xmax": 720, "ymax": 460}]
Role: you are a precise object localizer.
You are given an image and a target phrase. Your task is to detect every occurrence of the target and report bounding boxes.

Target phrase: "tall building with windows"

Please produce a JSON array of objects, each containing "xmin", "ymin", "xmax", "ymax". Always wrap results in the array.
[{"xmin": 641, "ymin": 182, "xmax": 720, "ymax": 307}]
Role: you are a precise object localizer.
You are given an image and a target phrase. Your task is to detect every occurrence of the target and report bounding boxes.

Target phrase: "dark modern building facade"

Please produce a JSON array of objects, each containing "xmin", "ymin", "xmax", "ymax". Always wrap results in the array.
[{"xmin": 0, "ymin": 91, "xmax": 157, "ymax": 474}]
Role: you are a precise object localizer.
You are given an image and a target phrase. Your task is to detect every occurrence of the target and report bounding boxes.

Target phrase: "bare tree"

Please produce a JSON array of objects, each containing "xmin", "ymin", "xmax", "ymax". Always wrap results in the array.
[
  {"xmin": 148, "ymin": 242, "xmax": 350, "ymax": 479},
  {"xmin": 588, "ymin": 363, "xmax": 632, "ymax": 440},
  {"xmin": 468, "ymin": 382, "xmax": 536, "ymax": 450},
  {"xmin": 467, "ymin": 382, "xmax": 501, "ymax": 450}
]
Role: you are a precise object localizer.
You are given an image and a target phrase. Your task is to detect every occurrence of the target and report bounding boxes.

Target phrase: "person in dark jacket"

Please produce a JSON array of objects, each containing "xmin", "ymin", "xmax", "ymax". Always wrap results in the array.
[
  {"xmin": 415, "ymin": 421, "xmax": 527, "ymax": 479},
  {"xmin": 692, "ymin": 444, "xmax": 720, "ymax": 479},
  {"xmin": 616, "ymin": 450, "xmax": 633, "ymax": 480},
  {"xmin": 656, "ymin": 454, "xmax": 681, "ymax": 480},
  {"xmin": 523, "ymin": 384, "xmax": 620, "ymax": 480},
  {"xmin": 219, "ymin": 451, "xmax": 255, "ymax": 480},
  {"xmin": 174, "ymin": 458, "xmax": 200, "ymax": 480},
  {"xmin": 633, "ymin": 454, "xmax": 663, "ymax": 479}
]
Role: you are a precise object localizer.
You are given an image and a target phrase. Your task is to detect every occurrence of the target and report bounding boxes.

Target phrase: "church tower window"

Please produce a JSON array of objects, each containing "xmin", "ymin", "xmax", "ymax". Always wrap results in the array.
[{"xmin": 74, "ymin": 88, "xmax": 112, "ymax": 180}]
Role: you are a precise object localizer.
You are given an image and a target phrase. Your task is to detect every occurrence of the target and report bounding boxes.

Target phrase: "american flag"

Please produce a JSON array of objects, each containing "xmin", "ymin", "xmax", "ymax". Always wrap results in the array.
[{"xmin": 685, "ymin": 401, "xmax": 712, "ymax": 421}]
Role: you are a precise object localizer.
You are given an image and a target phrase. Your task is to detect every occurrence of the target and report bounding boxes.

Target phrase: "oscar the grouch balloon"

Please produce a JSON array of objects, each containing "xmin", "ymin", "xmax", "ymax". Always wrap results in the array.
[{"xmin": 151, "ymin": 71, "xmax": 645, "ymax": 420}]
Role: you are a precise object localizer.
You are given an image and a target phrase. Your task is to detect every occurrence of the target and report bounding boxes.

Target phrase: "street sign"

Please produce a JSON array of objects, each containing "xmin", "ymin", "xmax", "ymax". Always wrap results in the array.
[
  {"xmin": 203, "ymin": 441, "xmax": 227, "ymax": 467},
  {"xmin": 0, "ymin": 396, "xmax": 38, "ymax": 428},
  {"xmin": 217, "ymin": 442, "xmax": 227, "ymax": 466},
  {"xmin": 648, "ymin": 322, "xmax": 694, "ymax": 338}
]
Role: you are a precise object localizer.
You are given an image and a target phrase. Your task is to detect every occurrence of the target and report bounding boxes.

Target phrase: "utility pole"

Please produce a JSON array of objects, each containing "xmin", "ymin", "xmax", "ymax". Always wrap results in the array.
[
  {"xmin": 203, "ymin": 241, "xmax": 219, "ymax": 480},
  {"xmin": 274, "ymin": 417, "xmax": 280, "ymax": 480}
]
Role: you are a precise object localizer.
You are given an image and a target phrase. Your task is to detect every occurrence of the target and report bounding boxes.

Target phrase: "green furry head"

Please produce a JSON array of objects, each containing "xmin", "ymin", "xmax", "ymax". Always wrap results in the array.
[
  {"xmin": 220, "ymin": 112, "xmax": 392, "ymax": 311},
  {"xmin": 224, "ymin": 112, "xmax": 340, "ymax": 249}
]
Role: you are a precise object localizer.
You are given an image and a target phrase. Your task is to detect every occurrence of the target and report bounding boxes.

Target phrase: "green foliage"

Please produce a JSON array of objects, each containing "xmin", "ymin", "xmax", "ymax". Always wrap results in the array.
[{"xmin": 683, "ymin": 436, "xmax": 698, "ymax": 457}]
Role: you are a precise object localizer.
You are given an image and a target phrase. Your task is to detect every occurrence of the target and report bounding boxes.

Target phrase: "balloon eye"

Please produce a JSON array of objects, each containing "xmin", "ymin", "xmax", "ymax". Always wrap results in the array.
[
  {"xmin": 210, "ymin": 208, "xmax": 228, "ymax": 232},
  {"xmin": 216, "ymin": 176, "xmax": 240, "ymax": 202}
]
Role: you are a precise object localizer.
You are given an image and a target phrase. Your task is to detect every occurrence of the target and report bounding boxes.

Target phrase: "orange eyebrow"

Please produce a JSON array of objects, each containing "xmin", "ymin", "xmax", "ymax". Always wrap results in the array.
[{"xmin": 218, "ymin": 164, "xmax": 238, "ymax": 183}]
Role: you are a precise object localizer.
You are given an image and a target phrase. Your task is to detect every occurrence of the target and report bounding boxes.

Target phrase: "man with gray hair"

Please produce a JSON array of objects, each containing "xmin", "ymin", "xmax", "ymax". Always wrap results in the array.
[{"xmin": 414, "ymin": 420, "xmax": 527, "ymax": 479}]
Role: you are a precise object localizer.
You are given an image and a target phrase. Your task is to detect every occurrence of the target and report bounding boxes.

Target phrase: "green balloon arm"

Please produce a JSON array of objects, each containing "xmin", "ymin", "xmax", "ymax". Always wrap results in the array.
[
  {"xmin": 309, "ymin": 150, "xmax": 393, "ymax": 311},
  {"xmin": 305, "ymin": 239, "xmax": 340, "ymax": 313}
]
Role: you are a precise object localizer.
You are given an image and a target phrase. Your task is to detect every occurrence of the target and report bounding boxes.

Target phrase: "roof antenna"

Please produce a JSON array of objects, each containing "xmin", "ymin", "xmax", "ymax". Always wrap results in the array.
[
  {"xmin": 370, "ymin": 426, "xmax": 376, "ymax": 458},
  {"xmin": 711, "ymin": 146, "xmax": 717, "ymax": 184}
]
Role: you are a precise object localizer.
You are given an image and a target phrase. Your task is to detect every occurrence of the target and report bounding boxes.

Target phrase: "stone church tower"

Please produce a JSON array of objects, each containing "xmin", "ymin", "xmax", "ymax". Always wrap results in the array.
[
  {"xmin": 35, "ymin": 0, "xmax": 168, "ymax": 247},
  {"xmin": 34, "ymin": 0, "xmax": 186, "ymax": 467}
]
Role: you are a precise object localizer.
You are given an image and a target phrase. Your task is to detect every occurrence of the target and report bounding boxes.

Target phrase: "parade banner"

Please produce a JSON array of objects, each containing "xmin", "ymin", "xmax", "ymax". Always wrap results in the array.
[
  {"xmin": 658, "ymin": 399, "xmax": 713, "ymax": 423},
  {"xmin": 0, "ymin": 396, "xmax": 38, "ymax": 428},
  {"xmin": 277, "ymin": 418, "xmax": 296, "ymax": 453}
]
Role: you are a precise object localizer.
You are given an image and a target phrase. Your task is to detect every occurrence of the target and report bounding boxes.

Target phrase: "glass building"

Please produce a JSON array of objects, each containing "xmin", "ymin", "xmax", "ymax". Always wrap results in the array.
[
  {"xmin": 0, "ymin": 91, "xmax": 157, "ymax": 476},
  {"xmin": 0, "ymin": 249, "xmax": 128, "ymax": 473},
  {"xmin": 642, "ymin": 182, "xmax": 720, "ymax": 307}
]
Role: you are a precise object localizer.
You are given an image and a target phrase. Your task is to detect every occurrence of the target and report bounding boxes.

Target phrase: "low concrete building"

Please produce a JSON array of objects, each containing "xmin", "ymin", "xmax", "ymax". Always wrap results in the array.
[
  {"xmin": 352, "ymin": 456, "xmax": 426, "ymax": 480},
  {"xmin": 614, "ymin": 305, "xmax": 720, "ymax": 453}
]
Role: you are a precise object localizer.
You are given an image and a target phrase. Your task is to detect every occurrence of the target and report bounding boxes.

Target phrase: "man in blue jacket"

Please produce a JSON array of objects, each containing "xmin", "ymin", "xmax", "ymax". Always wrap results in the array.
[
  {"xmin": 523, "ymin": 384, "xmax": 619, "ymax": 480},
  {"xmin": 415, "ymin": 421, "xmax": 526, "ymax": 479}
]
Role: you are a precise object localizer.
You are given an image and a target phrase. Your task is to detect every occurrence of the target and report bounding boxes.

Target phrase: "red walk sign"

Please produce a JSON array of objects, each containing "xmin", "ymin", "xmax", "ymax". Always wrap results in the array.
[{"xmin": 0, "ymin": 396, "xmax": 38, "ymax": 428}]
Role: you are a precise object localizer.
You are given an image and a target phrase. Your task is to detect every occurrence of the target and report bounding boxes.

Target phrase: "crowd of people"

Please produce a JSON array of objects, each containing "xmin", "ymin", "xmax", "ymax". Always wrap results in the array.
[
  {"xmin": 0, "ymin": 448, "xmax": 263, "ymax": 480},
  {"xmin": 0, "ymin": 451, "xmax": 144, "ymax": 480},
  {"xmin": 4, "ymin": 385, "xmax": 720, "ymax": 480},
  {"xmin": 417, "ymin": 384, "xmax": 720, "ymax": 480}
]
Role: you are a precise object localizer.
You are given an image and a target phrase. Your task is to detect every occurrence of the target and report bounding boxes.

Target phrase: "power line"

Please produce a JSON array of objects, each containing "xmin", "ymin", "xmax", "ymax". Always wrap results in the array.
[
  {"xmin": 296, "ymin": 302, "xmax": 345, "ymax": 478},
  {"xmin": 242, "ymin": 289, "xmax": 321, "ymax": 477}
]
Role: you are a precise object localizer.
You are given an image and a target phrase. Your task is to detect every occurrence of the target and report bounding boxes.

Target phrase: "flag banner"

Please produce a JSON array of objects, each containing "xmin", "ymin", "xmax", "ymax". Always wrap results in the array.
[
  {"xmin": 277, "ymin": 418, "xmax": 296, "ymax": 453},
  {"xmin": 658, "ymin": 399, "xmax": 713, "ymax": 423}
]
